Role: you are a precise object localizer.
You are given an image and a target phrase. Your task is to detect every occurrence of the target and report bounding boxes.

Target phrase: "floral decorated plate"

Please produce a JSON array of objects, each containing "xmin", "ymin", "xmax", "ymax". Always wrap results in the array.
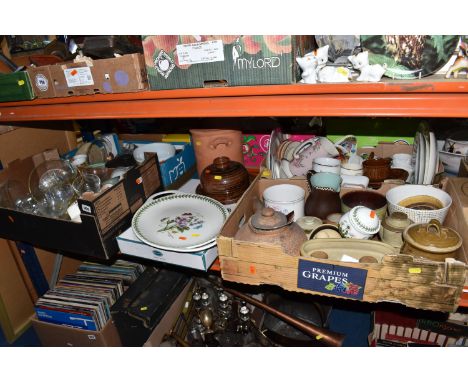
[{"xmin": 132, "ymin": 193, "xmax": 228, "ymax": 252}]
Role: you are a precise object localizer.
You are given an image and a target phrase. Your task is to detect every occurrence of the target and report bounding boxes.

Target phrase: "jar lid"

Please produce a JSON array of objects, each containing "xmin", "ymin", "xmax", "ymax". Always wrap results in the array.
[
  {"xmin": 382, "ymin": 212, "xmax": 412, "ymax": 232},
  {"xmin": 250, "ymin": 207, "xmax": 288, "ymax": 230},
  {"xmin": 349, "ymin": 206, "xmax": 381, "ymax": 234},
  {"xmin": 403, "ymin": 219, "xmax": 462, "ymax": 253}
]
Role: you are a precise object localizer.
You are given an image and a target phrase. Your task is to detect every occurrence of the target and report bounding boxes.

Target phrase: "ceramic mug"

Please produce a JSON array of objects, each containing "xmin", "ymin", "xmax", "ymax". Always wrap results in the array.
[
  {"xmin": 312, "ymin": 157, "xmax": 341, "ymax": 174},
  {"xmin": 263, "ymin": 184, "xmax": 305, "ymax": 221},
  {"xmin": 289, "ymin": 137, "xmax": 339, "ymax": 177}
]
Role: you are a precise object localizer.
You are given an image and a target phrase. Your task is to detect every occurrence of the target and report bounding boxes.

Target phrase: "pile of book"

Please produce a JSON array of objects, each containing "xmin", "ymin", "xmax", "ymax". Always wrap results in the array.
[{"xmin": 34, "ymin": 260, "xmax": 145, "ymax": 331}]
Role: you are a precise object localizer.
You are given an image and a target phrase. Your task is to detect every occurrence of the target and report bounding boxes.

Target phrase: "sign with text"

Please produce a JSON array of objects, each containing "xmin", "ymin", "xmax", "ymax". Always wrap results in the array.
[{"xmin": 297, "ymin": 260, "xmax": 367, "ymax": 300}]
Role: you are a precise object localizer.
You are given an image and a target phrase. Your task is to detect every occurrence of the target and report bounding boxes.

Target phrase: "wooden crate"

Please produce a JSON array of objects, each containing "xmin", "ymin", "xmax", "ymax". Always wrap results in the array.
[{"xmin": 217, "ymin": 176, "xmax": 468, "ymax": 312}]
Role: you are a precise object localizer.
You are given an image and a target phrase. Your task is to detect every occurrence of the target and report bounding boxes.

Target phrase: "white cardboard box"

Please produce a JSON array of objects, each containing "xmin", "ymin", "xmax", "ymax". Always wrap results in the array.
[
  {"xmin": 117, "ymin": 179, "xmax": 219, "ymax": 271},
  {"xmin": 117, "ymin": 228, "xmax": 218, "ymax": 271}
]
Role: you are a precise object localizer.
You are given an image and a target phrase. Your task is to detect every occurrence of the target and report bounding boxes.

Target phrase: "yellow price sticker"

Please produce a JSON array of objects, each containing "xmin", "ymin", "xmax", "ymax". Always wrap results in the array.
[
  {"xmin": 409, "ymin": 268, "xmax": 421, "ymax": 274},
  {"xmin": 18, "ymin": 80, "xmax": 25, "ymax": 86},
  {"xmin": 315, "ymin": 335, "xmax": 323, "ymax": 340},
  {"xmin": 262, "ymin": 169, "xmax": 271, "ymax": 178},
  {"xmin": 140, "ymin": 306, "xmax": 148, "ymax": 311},
  {"xmin": 214, "ymin": 175, "xmax": 222, "ymax": 180},
  {"xmin": 337, "ymin": 67, "xmax": 348, "ymax": 76}
]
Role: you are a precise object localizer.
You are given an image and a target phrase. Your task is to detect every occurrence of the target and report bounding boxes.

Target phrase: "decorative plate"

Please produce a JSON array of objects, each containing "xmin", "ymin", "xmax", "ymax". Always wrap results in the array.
[
  {"xmin": 132, "ymin": 193, "xmax": 228, "ymax": 251},
  {"xmin": 361, "ymin": 35, "xmax": 460, "ymax": 79}
]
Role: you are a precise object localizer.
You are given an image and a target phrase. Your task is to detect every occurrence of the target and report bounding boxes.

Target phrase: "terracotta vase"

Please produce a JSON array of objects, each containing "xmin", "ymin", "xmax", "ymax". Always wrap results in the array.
[{"xmin": 190, "ymin": 129, "xmax": 243, "ymax": 177}]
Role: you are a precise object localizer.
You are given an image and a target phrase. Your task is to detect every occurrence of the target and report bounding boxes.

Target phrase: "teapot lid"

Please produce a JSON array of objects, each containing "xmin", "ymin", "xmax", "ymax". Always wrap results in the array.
[
  {"xmin": 403, "ymin": 219, "xmax": 462, "ymax": 253},
  {"xmin": 250, "ymin": 207, "xmax": 288, "ymax": 230}
]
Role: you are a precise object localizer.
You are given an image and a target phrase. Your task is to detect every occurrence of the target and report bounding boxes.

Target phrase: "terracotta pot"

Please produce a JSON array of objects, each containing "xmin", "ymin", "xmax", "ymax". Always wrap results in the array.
[
  {"xmin": 198, "ymin": 156, "xmax": 250, "ymax": 205},
  {"xmin": 402, "ymin": 219, "xmax": 462, "ymax": 261},
  {"xmin": 363, "ymin": 153, "xmax": 391, "ymax": 183},
  {"xmin": 190, "ymin": 129, "xmax": 243, "ymax": 177},
  {"xmin": 234, "ymin": 207, "xmax": 307, "ymax": 256}
]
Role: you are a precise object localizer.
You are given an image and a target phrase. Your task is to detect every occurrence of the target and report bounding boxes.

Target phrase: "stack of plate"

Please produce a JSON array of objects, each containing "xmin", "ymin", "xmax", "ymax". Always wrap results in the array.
[
  {"xmin": 131, "ymin": 192, "xmax": 229, "ymax": 253},
  {"xmin": 411, "ymin": 125, "xmax": 439, "ymax": 185}
]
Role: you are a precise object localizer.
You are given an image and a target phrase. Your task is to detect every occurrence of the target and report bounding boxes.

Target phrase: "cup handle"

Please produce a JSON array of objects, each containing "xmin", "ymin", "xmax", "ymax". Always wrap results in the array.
[
  {"xmin": 143, "ymin": 190, "xmax": 185, "ymax": 206},
  {"xmin": 292, "ymin": 141, "xmax": 312, "ymax": 159}
]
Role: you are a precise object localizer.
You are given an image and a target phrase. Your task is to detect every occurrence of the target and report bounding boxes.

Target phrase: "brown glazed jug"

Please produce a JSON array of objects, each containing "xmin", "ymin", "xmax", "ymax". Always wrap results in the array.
[
  {"xmin": 190, "ymin": 129, "xmax": 243, "ymax": 177},
  {"xmin": 198, "ymin": 156, "xmax": 250, "ymax": 205},
  {"xmin": 304, "ymin": 171, "xmax": 342, "ymax": 220},
  {"xmin": 234, "ymin": 207, "xmax": 307, "ymax": 256}
]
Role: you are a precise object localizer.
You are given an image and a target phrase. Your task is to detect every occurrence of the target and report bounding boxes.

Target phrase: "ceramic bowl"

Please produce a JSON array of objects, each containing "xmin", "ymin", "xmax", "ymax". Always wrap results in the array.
[
  {"xmin": 309, "ymin": 223, "xmax": 342, "ymax": 239},
  {"xmin": 133, "ymin": 142, "xmax": 176, "ymax": 164},
  {"xmin": 340, "ymin": 175, "xmax": 369, "ymax": 189},
  {"xmin": 312, "ymin": 157, "xmax": 341, "ymax": 174},
  {"xmin": 341, "ymin": 190, "xmax": 387, "ymax": 220},
  {"xmin": 309, "ymin": 172, "xmax": 342, "ymax": 192},
  {"xmin": 444, "ymin": 138, "xmax": 468, "ymax": 155},
  {"xmin": 386, "ymin": 185, "xmax": 452, "ymax": 224},
  {"xmin": 339, "ymin": 206, "xmax": 381, "ymax": 239},
  {"xmin": 439, "ymin": 150, "xmax": 466, "ymax": 174},
  {"xmin": 263, "ymin": 183, "xmax": 305, "ymax": 221}
]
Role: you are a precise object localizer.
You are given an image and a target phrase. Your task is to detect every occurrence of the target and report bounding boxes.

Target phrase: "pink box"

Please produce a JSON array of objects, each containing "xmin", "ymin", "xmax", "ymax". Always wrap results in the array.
[{"xmin": 242, "ymin": 133, "xmax": 314, "ymax": 168}]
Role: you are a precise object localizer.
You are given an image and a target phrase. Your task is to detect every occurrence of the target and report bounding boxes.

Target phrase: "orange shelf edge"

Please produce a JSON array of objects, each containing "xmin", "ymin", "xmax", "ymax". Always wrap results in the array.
[{"xmin": 2, "ymin": 80, "xmax": 468, "ymax": 121}]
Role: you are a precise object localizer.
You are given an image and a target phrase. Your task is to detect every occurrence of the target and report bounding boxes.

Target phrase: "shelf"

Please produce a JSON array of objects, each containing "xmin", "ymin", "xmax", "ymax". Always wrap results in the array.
[{"xmin": 2, "ymin": 77, "xmax": 468, "ymax": 122}]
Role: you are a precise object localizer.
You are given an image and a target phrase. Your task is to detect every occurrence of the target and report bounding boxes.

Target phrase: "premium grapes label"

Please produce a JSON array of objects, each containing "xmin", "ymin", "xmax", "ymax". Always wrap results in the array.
[{"xmin": 297, "ymin": 260, "xmax": 367, "ymax": 300}]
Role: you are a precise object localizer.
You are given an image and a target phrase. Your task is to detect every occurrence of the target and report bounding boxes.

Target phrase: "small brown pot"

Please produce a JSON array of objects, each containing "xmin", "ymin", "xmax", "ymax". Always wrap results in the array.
[
  {"xmin": 363, "ymin": 153, "xmax": 391, "ymax": 183},
  {"xmin": 198, "ymin": 156, "xmax": 250, "ymax": 205}
]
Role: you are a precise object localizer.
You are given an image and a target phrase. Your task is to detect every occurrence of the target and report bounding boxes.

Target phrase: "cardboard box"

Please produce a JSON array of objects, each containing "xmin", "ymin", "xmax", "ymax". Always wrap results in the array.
[
  {"xmin": 32, "ymin": 317, "xmax": 122, "ymax": 347},
  {"xmin": 142, "ymin": 35, "xmax": 314, "ymax": 90},
  {"xmin": 217, "ymin": 176, "xmax": 468, "ymax": 312},
  {"xmin": 117, "ymin": 179, "xmax": 218, "ymax": 271},
  {"xmin": 120, "ymin": 133, "xmax": 196, "ymax": 190},
  {"xmin": 0, "ymin": 151, "xmax": 163, "ymax": 259},
  {"xmin": 27, "ymin": 54, "xmax": 148, "ymax": 98},
  {"xmin": 0, "ymin": 72, "xmax": 35, "ymax": 102},
  {"xmin": 117, "ymin": 228, "xmax": 218, "ymax": 271}
]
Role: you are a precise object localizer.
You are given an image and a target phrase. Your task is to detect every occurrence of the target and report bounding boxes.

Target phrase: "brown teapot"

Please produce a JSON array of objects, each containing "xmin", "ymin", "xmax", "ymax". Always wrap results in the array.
[{"xmin": 234, "ymin": 207, "xmax": 307, "ymax": 256}]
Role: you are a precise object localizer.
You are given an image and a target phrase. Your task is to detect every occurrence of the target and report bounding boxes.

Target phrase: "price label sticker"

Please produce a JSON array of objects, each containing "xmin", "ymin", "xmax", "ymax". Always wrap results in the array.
[{"xmin": 409, "ymin": 268, "xmax": 421, "ymax": 274}]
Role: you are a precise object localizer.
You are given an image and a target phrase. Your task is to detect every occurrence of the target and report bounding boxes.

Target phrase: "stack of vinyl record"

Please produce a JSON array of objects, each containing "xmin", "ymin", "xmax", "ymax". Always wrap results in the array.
[{"xmin": 34, "ymin": 260, "xmax": 145, "ymax": 331}]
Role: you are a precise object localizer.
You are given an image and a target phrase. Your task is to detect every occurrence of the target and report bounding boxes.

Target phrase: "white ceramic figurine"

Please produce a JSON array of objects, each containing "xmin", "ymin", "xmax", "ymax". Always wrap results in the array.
[
  {"xmin": 296, "ymin": 45, "xmax": 330, "ymax": 84},
  {"xmin": 348, "ymin": 51, "xmax": 386, "ymax": 82}
]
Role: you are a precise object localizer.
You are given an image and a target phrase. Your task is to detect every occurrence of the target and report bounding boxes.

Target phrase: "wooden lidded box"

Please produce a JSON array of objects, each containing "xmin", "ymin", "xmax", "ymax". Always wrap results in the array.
[{"xmin": 217, "ymin": 176, "xmax": 468, "ymax": 313}]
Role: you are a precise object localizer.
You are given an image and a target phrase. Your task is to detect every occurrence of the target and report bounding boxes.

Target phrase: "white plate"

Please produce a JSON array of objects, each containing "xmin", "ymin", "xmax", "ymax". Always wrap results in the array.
[
  {"xmin": 411, "ymin": 132, "xmax": 421, "ymax": 184},
  {"xmin": 133, "ymin": 142, "xmax": 176, "ymax": 164},
  {"xmin": 132, "ymin": 193, "xmax": 228, "ymax": 251},
  {"xmin": 422, "ymin": 129, "xmax": 430, "ymax": 184},
  {"xmin": 417, "ymin": 132, "xmax": 426, "ymax": 184},
  {"xmin": 424, "ymin": 131, "xmax": 437, "ymax": 185}
]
